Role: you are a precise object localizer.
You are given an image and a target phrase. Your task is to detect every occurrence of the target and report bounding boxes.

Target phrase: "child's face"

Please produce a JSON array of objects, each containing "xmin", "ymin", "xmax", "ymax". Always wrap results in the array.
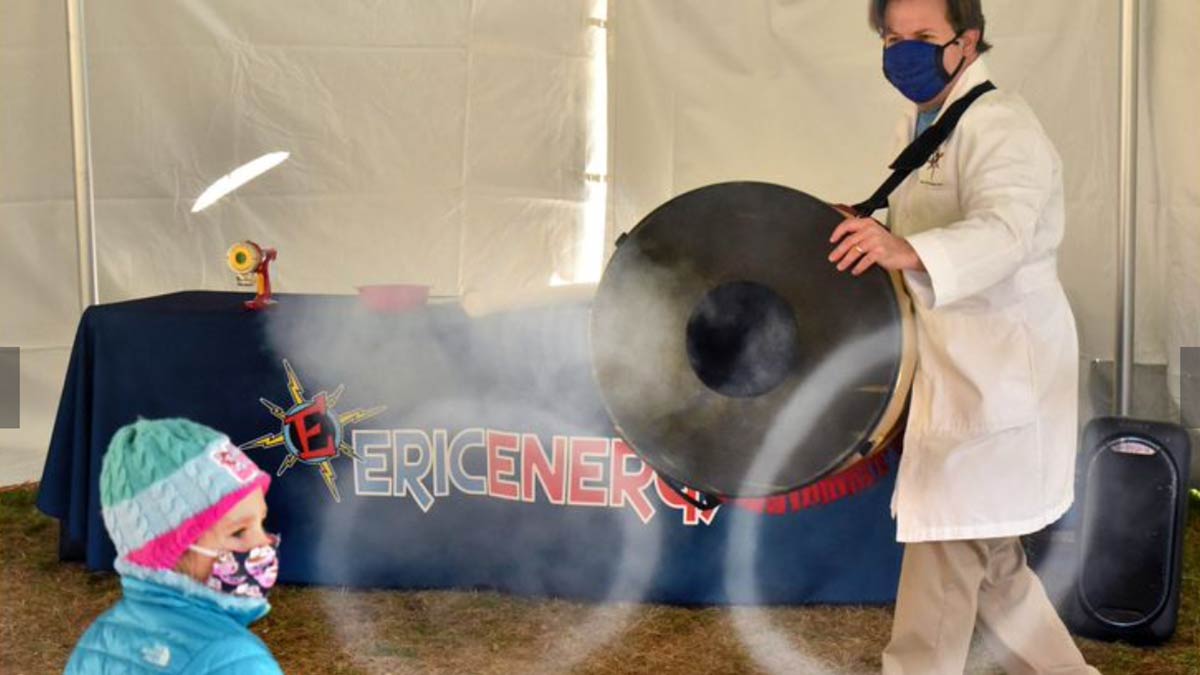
[
  {"xmin": 200, "ymin": 488, "xmax": 271, "ymax": 553},
  {"xmin": 177, "ymin": 488, "xmax": 270, "ymax": 582}
]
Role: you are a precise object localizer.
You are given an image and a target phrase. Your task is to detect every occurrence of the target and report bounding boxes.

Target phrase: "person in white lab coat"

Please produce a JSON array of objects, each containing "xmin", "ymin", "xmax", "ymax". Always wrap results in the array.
[{"xmin": 828, "ymin": 1, "xmax": 1099, "ymax": 672}]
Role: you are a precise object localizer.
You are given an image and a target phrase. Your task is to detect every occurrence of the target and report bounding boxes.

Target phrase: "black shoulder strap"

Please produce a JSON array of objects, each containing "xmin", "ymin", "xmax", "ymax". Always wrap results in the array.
[{"xmin": 852, "ymin": 81, "xmax": 996, "ymax": 218}]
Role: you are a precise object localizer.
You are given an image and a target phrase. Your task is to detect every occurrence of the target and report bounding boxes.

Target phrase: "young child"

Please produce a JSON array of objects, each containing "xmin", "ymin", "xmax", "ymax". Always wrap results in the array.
[{"xmin": 65, "ymin": 418, "xmax": 284, "ymax": 673}]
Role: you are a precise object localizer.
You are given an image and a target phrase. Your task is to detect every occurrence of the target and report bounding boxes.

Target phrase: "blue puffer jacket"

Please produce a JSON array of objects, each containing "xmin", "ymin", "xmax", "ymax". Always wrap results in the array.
[{"xmin": 65, "ymin": 566, "xmax": 283, "ymax": 674}]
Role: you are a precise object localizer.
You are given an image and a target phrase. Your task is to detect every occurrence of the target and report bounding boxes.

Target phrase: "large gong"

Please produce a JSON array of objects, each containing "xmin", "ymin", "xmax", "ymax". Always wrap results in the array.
[{"xmin": 591, "ymin": 181, "xmax": 914, "ymax": 498}]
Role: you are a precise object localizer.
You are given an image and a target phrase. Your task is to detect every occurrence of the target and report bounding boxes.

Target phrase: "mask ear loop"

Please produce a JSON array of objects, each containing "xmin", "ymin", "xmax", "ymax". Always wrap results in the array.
[
  {"xmin": 190, "ymin": 533, "xmax": 280, "ymax": 559},
  {"xmin": 188, "ymin": 543, "xmax": 223, "ymax": 558},
  {"xmin": 938, "ymin": 30, "xmax": 968, "ymax": 81}
]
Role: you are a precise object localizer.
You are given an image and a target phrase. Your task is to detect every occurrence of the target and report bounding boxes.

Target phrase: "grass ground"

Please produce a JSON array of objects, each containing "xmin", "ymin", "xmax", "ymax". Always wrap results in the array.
[{"xmin": 2, "ymin": 484, "xmax": 1196, "ymax": 674}]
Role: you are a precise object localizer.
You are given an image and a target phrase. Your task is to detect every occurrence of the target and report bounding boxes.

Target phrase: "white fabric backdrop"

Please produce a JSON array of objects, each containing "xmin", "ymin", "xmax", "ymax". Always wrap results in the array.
[
  {"xmin": 0, "ymin": 0, "xmax": 605, "ymax": 483},
  {"xmin": 609, "ymin": 0, "xmax": 1199, "ymax": 385},
  {"xmin": 81, "ymin": 0, "xmax": 599, "ymax": 298},
  {"xmin": 1141, "ymin": 2, "xmax": 1200, "ymax": 404},
  {"xmin": 1, "ymin": 0, "xmax": 1195, "ymax": 483},
  {"xmin": 0, "ymin": 1, "xmax": 76, "ymax": 483}
]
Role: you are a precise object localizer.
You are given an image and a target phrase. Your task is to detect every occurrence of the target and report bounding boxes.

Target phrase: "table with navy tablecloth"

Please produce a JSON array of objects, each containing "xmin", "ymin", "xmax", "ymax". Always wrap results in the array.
[{"xmin": 36, "ymin": 291, "xmax": 903, "ymax": 604}]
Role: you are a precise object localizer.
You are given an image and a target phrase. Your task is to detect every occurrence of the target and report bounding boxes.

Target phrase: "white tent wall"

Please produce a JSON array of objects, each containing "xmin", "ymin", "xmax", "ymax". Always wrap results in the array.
[
  {"xmin": 3, "ymin": 1, "xmax": 1196, "ymax": 485},
  {"xmin": 82, "ymin": 0, "xmax": 600, "ymax": 297},
  {"xmin": 610, "ymin": 0, "xmax": 1199, "ymax": 403},
  {"xmin": 0, "ymin": 1, "xmax": 77, "ymax": 483},
  {"xmin": 0, "ymin": 0, "xmax": 606, "ymax": 484},
  {"xmin": 1142, "ymin": 2, "xmax": 1200, "ymax": 405}
]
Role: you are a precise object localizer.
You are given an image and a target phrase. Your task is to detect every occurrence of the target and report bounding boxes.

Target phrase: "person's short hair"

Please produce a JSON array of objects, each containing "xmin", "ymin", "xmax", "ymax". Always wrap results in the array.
[{"xmin": 867, "ymin": 0, "xmax": 993, "ymax": 53}]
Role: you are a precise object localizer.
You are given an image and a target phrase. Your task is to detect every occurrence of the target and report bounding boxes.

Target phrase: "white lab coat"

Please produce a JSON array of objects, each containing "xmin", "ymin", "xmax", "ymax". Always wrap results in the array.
[{"xmin": 886, "ymin": 58, "xmax": 1080, "ymax": 543}]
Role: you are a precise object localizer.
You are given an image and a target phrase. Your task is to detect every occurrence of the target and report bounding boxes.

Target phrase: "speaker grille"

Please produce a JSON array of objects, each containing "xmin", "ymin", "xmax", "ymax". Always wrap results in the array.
[{"xmin": 1078, "ymin": 435, "xmax": 1178, "ymax": 627}]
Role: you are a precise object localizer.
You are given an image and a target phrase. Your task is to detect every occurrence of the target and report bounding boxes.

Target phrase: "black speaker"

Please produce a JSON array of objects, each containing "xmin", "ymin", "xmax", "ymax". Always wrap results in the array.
[{"xmin": 1067, "ymin": 416, "xmax": 1192, "ymax": 644}]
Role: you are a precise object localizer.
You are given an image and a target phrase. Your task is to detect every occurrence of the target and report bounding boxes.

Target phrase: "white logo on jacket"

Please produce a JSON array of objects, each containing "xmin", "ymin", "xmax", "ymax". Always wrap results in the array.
[
  {"xmin": 140, "ymin": 643, "xmax": 171, "ymax": 667},
  {"xmin": 918, "ymin": 149, "xmax": 946, "ymax": 186}
]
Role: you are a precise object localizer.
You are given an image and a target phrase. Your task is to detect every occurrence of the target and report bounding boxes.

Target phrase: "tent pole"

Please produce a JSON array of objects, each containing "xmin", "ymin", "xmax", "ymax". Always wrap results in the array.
[
  {"xmin": 1114, "ymin": 0, "xmax": 1139, "ymax": 416},
  {"xmin": 66, "ymin": 0, "xmax": 98, "ymax": 310}
]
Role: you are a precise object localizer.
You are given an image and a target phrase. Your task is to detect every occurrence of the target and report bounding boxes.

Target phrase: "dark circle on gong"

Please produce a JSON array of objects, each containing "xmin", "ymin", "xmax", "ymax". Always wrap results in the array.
[{"xmin": 685, "ymin": 281, "xmax": 799, "ymax": 398}]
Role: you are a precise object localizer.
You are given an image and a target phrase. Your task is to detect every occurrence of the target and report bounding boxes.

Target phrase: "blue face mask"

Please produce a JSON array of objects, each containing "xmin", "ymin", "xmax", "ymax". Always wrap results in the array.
[{"xmin": 882, "ymin": 32, "xmax": 965, "ymax": 104}]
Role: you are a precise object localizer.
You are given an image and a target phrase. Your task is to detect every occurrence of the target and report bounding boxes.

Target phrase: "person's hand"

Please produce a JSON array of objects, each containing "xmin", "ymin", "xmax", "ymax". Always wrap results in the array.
[{"xmin": 828, "ymin": 216, "xmax": 924, "ymax": 275}]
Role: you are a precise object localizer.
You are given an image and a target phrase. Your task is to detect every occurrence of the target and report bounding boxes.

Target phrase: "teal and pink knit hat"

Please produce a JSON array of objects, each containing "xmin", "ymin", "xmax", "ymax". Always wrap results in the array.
[{"xmin": 100, "ymin": 418, "xmax": 271, "ymax": 570}]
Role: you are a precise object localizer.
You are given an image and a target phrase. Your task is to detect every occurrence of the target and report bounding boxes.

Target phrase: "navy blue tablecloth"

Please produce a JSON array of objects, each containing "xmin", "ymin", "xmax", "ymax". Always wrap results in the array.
[{"xmin": 37, "ymin": 291, "xmax": 902, "ymax": 604}]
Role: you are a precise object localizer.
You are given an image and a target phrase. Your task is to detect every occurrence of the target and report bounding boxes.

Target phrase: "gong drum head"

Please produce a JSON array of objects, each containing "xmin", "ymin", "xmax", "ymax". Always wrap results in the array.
[{"xmin": 590, "ymin": 181, "xmax": 911, "ymax": 497}]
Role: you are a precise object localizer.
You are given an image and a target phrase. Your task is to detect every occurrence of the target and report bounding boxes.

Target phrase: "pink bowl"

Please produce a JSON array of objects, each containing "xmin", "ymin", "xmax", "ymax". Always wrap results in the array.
[{"xmin": 356, "ymin": 284, "xmax": 430, "ymax": 312}]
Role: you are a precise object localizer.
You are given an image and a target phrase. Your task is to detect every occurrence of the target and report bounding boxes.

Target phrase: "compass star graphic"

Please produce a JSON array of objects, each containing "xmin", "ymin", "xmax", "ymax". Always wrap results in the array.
[{"xmin": 241, "ymin": 359, "xmax": 385, "ymax": 502}]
